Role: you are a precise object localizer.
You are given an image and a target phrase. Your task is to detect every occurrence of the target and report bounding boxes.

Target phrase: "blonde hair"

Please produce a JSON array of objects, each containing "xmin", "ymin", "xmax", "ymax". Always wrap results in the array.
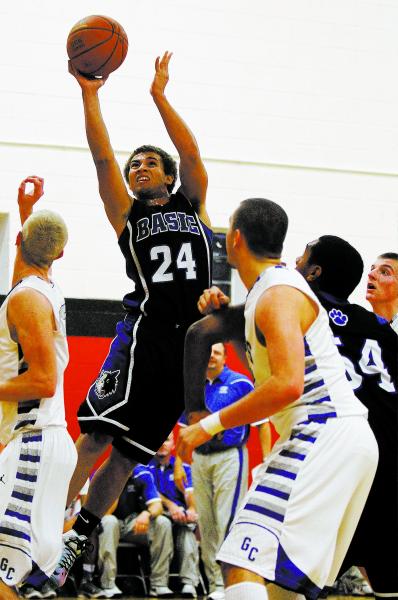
[{"xmin": 21, "ymin": 210, "xmax": 68, "ymax": 268}]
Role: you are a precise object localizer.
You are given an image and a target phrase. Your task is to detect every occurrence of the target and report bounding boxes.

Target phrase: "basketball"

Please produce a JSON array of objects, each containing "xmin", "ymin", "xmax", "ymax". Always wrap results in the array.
[{"xmin": 67, "ymin": 15, "xmax": 128, "ymax": 78}]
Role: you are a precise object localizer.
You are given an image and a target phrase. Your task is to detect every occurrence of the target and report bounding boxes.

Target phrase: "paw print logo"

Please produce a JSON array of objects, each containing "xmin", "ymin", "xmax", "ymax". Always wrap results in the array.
[{"xmin": 329, "ymin": 308, "xmax": 348, "ymax": 327}]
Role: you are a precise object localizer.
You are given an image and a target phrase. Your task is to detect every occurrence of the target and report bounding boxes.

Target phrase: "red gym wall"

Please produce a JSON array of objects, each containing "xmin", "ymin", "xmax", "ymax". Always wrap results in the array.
[
  {"xmin": 64, "ymin": 336, "xmax": 277, "ymax": 478},
  {"xmin": 0, "ymin": 295, "xmax": 278, "ymax": 476}
]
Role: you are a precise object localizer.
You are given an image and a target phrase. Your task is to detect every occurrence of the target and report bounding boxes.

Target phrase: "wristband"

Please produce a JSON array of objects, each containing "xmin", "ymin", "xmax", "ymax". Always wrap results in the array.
[{"xmin": 199, "ymin": 411, "xmax": 224, "ymax": 436}]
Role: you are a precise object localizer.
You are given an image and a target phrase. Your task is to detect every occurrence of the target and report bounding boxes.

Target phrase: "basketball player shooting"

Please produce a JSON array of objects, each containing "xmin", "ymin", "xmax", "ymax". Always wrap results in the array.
[{"xmin": 50, "ymin": 51, "xmax": 212, "ymax": 588}]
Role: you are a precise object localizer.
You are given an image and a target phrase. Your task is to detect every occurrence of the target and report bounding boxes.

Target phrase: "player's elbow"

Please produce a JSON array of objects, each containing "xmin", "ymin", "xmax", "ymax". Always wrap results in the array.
[
  {"xmin": 35, "ymin": 372, "xmax": 57, "ymax": 398},
  {"xmin": 186, "ymin": 318, "xmax": 213, "ymax": 348},
  {"xmin": 186, "ymin": 314, "xmax": 223, "ymax": 348},
  {"xmin": 283, "ymin": 379, "xmax": 304, "ymax": 403}
]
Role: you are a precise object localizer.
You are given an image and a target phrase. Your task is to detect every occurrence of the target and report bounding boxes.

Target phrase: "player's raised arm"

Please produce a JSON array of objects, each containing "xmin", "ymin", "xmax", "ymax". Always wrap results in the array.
[
  {"xmin": 68, "ymin": 62, "xmax": 132, "ymax": 237},
  {"xmin": 18, "ymin": 176, "xmax": 44, "ymax": 225},
  {"xmin": 13, "ymin": 176, "xmax": 46, "ymax": 286},
  {"xmin": 150, "ymin": 52, "xmax": 209, "ymax": 226}
]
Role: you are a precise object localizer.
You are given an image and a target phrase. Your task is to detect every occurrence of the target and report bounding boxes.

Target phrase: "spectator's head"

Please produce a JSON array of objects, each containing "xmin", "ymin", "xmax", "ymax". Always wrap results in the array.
[
  {"xmin": 19, "ymin": 210, "xmax": 68, "ymax": 269},
  {"xmin": 296, "ymin": 235, "xmax": 364, "ymax": 300},
  {"xmin": 123, "ymin": 145, "xmax": 178, "ymax": 195},
  {"xmin": 226, "ymin": 198, "xmax": 288, "ymax": 268},
  {"xmin": 206, "ymin": 343, "xmax": 226, "ymax": 380},
  {"xmin": 156, "ymin": 432, "xmax": 174, "ymax": 461},
  {"xmin": 366, "ymin": 252, "xmax": 398, "ymax": 319}
]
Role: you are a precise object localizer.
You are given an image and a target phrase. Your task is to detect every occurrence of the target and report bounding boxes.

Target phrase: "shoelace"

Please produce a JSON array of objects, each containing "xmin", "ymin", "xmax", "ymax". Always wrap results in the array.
[{"xmin": 54, "ymin": 543, "xmax": 79, "ymax": 574}]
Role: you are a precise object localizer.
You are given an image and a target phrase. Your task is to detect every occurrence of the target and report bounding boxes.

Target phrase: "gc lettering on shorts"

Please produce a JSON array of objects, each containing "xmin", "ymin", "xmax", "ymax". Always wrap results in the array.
[
  {"xmin": 136, "ymin": 212, "xmax": 200, "ymax": 241},
  {"xmin": 0, "ymin": 557, "xmax": 15, "ymax": 581},
  {"xmin": 240, "ymin": 536, "xmax": 258, "ymax": 562}
]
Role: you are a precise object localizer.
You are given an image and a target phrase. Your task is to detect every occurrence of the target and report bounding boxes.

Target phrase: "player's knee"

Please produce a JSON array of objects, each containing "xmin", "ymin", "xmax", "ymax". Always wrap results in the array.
[
  {"xmin": 108, "ymin": 446, "xmax": 136, "ymax": 475},
  {"xmin": 221, "ymin": 563, "xmax": 264, "ymax": 587},
  {"xmin": 80, "ymin": 431, "xmax": 113, "ymax": 453}
]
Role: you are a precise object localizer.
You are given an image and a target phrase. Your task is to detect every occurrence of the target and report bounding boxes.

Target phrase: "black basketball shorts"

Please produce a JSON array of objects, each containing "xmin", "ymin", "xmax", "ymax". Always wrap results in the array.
[{"xmin": 77, "ymin": 312, "xmax": 187, "ymax": 463}]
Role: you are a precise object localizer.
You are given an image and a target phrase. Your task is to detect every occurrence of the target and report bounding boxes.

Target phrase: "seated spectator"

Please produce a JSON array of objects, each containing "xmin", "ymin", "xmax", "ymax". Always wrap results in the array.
[
  {"xmin": 147, "ymin": 433, "xmax": 200, "ymax": 599},
  {"xmin": 98, "ymin": 464, "xmax": 164, "ymax": 598}
]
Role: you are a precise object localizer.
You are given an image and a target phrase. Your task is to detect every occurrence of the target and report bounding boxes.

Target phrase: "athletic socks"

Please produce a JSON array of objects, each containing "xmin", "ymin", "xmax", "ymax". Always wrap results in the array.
[
  {"xmin": 226, "ymin": 582, "xmax": 268, "ymax": 600},
  {"xmin": 72, "ymin": 507, "xmax": 101, "ymax": 538}
]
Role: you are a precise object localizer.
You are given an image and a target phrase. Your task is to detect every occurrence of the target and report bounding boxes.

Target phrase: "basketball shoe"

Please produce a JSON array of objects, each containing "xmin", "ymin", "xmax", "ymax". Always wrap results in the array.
[{"xmin": 49, "ymin": 529, "xmax": 89, "ymax": 588}]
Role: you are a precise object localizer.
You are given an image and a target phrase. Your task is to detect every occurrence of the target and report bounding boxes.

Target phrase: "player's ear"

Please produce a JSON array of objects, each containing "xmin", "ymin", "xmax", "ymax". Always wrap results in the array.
[
  {"xmin": 307, "ymin": 264, "xmax": 322, "ymax": 282},
  {"xmin": 233, "ymin": 228, "xmax": 242, "ymax": 249},
  {"xmin": 165, "ymin": 174, "xmax": 174, "ymax": 186}
]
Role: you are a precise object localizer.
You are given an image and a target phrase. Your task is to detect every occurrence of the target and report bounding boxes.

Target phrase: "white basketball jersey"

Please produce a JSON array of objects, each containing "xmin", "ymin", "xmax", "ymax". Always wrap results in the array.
[
  {"xmin": 244, "ymin": 265, "xmax": 367, "ymax": 440},
  {"xmin": 0, "ymin": 276, "xmax": 69, "ymax": 444}
]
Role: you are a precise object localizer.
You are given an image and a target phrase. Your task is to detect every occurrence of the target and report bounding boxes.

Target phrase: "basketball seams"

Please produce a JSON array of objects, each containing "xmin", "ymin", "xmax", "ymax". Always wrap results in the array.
[
  {"xmin": 90, "ymin": 36, "xmax": 123, "ymax": 76},
  {"xmin": 68, "ymin": 32, "xmax": 115, "ymax": 60}
]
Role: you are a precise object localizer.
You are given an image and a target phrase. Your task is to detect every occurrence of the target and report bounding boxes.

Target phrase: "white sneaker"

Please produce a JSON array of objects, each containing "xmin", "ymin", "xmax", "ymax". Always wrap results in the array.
[
  {"xmin": 208, "ymin": 591, "xmax": 225, "ymax": 600},
  {"xmin": 149, "ymin": 585, "xmax": 174, "ymax": 597},
  {"xmin": 102, "ymin": 584, "xmax": 123, "ymax": 598},
  {"xmin": 181, "ymin": 583, "xmax": 197, "ymax": 598}
]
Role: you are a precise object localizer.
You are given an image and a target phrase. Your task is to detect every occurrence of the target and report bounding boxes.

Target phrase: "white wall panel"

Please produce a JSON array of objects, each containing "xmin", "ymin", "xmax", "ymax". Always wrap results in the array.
[{"xmin": 0, "ymin": 0, "xmax": 397, "ymax": 309}]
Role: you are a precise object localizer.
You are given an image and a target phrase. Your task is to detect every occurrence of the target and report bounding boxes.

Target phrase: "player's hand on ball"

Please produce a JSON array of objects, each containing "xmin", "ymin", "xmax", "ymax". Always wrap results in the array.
[
  {"xmin": 151, "ymin": 51, "xmax": 172, "ymax": 98},
  {"xmin": 68, "ymin": 60, "xmax": 108, "ymax": 89},
  {"xmin": 197, "ymin": 286, "xmax": 231, "ymax": 315},
  {"xmin": 176, "ymin": 423, "xmax": 212, "ymax": 464}
]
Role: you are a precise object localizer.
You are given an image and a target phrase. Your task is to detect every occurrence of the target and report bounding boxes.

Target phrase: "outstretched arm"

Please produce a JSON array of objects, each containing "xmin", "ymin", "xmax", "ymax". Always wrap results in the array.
[
  {"xmin": 69, "ymin": 62, "xmax": 132, "ymax": 237},
  {"xmin": 150, "ymin": 52, "xmax": 209, "ymax": 226},
  {"xmin": 184, "ymin": 304, "xmax": 246, "ymax": 422}
]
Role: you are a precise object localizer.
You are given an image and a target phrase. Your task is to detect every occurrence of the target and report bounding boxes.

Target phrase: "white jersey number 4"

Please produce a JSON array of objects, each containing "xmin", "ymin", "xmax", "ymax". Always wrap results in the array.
[{"xmin": 335, "ymin": 336, "xmax": 396, "ymax": 393}]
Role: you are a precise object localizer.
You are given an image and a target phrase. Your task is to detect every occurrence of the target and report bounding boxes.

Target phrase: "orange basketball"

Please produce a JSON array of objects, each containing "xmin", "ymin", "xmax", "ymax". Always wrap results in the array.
[{"xmin": 67, "ymin": 15, "xmax": 128, "ymax": 78}]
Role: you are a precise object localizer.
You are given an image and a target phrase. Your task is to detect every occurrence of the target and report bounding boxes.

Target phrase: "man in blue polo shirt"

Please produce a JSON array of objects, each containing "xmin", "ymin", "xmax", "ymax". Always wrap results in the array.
[
  {"xmin": 178, "ymin": 343, "xmax": 257, "ymax": 600},
  {"xmin": 148, "ymin": 433, "xmax": 200, "ymax": 599}
]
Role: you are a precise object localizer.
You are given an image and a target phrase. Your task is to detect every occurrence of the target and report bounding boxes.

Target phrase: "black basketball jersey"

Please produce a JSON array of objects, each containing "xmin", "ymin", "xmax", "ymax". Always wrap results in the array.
[
  {"xmin": 118, "ymin": 188, "xmax": 213, "ymax": 326},
  {"xmin": 317, "ymin": 291, "xmax": 398, "ymax": 449}
]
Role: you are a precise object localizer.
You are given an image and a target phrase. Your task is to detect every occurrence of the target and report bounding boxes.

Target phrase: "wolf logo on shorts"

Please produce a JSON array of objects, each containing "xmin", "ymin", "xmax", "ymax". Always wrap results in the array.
[{"xmin": 95, "ymin": 370, "xmax": 120, "ymax": 399}]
